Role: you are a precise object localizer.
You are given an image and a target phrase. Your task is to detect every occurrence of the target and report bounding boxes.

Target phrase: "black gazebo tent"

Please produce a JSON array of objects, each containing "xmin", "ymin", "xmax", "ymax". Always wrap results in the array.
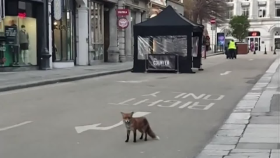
[{"xmin": 132, "ymin": 5, "xmax": 204, "ymax": 73}]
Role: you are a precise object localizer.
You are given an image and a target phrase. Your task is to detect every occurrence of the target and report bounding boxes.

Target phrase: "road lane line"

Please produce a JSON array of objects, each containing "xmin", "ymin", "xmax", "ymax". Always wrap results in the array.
[
  {"xmin": 220, "ymin": 71, "xmax": 232, "ymax": 76},
  {"xmin": 0, "ymin": 121, "xmax": 32, "ymax": 132}
]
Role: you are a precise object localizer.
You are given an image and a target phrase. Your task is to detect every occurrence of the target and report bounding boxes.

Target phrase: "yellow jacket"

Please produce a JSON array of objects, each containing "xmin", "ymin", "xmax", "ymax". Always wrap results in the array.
[{"xmin": 228, "ymin": 41, "xmax": 236, "ymax": 49}]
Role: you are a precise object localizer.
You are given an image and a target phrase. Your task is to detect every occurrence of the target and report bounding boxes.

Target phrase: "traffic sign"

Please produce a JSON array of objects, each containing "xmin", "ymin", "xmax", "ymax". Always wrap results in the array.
[
  {"xmin": 118, "ymin": 17, "xmax": 129, "ymax": 29},
  {"xmin": 210, "ymin": 19, "xmax": 216, "ymax": 24}
]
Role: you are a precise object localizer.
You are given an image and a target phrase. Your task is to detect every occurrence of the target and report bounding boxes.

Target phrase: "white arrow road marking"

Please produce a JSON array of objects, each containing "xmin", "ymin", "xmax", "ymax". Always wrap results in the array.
[
  {"xmin": 220, "ymin": 71, "xmax": 232, "ymax": 76},
  {"xmin": 0, "ymin": 121, "xmax": 32, "ymax": 132},
  {"xmin": 75, "ymin": 112, "xmax": 151, "ymax": 133},
  {"xmin": 249, "ymin": 59, "xmax": 254, "ymax": 61}
]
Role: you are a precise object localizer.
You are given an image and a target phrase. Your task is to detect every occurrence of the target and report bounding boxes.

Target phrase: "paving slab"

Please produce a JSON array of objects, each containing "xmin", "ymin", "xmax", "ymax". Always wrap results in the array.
[
  {"xmin": 220, "ymin": 124, "xmax": 246, "ymax": 130},
  {"xmin": 216, "ymin": 129, "xmax": 244, "ymax": 137},
  {"xmin": 204, "ymin": 144, "xmax": 236, "ymax": 150},
  {"xmin": 236, "ymin": 142, "xmax": 279, "ymax": 149},
  {"xmin": 199, "ymin": 149, "xmax": 230, "ymax": 155},
  {"xmin": 211, "ymin": 136, "xmax": 240, "ymax": 145},
  {"xmin": 250, "ymin": 116, "xmax": 280, "ymax": 124}
]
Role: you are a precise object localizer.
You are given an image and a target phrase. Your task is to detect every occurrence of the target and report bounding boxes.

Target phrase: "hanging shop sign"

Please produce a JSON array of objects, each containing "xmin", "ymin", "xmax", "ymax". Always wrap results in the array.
[
  {"xmin": 147, "ymin": 54, "xmax": 177, "ymax": 71},
  {"xmin": 116, "ymin": 9, "xmax": 129, "ymax": 16},
  {"xmin": 118, "ymin": 17, "xmax": 129, "ymax": 29}
]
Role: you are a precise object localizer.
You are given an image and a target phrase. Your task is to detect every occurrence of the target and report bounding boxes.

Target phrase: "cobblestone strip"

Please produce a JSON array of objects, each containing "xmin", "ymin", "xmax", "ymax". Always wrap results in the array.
[{"xmin": 195, "ymin": 57, "xmax": 280, "ymax": 158}]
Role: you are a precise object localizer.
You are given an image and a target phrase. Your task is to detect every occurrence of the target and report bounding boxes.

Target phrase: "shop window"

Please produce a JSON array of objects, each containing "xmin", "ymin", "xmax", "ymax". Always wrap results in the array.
[
  {"xmin": 89, "ymin": 2, "xmax": 104, "ymax": 61},
  {"xmin": 275, "ymin": 6, "xmax": 280, "ymax": 17},
  {"xmin": 226, "ymin": 7, "xmax": 233, "ymax": 19},
  {"xmin": 0, "ymin": 1, "xmax": 37, "ymax": 67},
  {"xmin": 52, "ymin": 0, "xmax": 75, "ymax": 62},
  {"xmin": 242, "ymin": 6, "xmax": 249, "ymax": 17},
  {"xmin": 258, "ymin": 6, "xmax": 266, "ymax": 18}
]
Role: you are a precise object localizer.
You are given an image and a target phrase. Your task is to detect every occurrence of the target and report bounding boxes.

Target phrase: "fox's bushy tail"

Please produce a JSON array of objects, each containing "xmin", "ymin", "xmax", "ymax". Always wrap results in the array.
[{"xmin": 147, "ymin": 126, "xmax": 160, "ymax": 140}]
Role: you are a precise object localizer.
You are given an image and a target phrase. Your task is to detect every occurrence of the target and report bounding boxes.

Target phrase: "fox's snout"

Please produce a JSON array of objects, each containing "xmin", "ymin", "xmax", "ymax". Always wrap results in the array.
[{"xmin": 124, "ymin": 119, "xmax": 130, "ymax": 123}]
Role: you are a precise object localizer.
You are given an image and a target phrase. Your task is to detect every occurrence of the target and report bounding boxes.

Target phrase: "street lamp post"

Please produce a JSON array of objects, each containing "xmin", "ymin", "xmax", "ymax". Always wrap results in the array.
[{"xmin": 40, "ymin": 0, "xmax": 53, "ymax": 70}]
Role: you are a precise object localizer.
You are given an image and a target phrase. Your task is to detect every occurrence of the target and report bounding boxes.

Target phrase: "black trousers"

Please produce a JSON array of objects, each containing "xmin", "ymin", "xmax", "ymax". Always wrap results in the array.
[
  {"xmin": 228, "ymin": 49, "xmax": 235, "ymax": 59},
  {"xmin": 10, "ymin": 45, "xmax": 19, "ymax": 63}
]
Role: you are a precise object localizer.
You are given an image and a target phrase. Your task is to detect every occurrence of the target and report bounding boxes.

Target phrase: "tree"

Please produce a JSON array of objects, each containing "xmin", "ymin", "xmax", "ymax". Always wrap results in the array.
[
  {"xmin": 183, "ymin": 0, "xmax": 228, "ymax": 24},
  {"xmin": 229, "ymin": 15, "xmax": 250, "ymax": 42}
]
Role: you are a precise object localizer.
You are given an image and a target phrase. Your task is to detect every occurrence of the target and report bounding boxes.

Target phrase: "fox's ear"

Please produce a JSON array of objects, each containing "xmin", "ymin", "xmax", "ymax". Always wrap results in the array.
[{"xmin": 130, "ymin": 112, "xmax": 134, "ymax": 116}]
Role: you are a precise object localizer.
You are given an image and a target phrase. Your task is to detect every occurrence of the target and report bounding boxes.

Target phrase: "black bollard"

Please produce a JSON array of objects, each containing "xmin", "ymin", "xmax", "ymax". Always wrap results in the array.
[
  {"xmin": 274, "ymin": 49, "xmax": 276, "ymax": 55},
  {"xmin": 254, "ymin": 50, "xmax": 256, "ymax": 54},
  {"xmin": 264, "ymin": 46, "xmax": 267, "ymax": 54}
]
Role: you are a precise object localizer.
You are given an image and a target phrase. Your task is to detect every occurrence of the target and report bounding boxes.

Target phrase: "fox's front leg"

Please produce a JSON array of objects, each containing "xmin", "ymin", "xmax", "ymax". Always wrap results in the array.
[
  {"xmin": 125, "ymin": 130, "xmax": 130, "ymax": 142},
  {"xmin": 133, "ymin": 130, "xmax": 137, "ymax": 142}
]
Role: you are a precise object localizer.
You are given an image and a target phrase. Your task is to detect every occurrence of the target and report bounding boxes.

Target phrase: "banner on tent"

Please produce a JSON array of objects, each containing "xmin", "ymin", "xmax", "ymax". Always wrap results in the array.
[{"xmin": 147, "ymin": 54, "xmax": 177, "ymax": 71}]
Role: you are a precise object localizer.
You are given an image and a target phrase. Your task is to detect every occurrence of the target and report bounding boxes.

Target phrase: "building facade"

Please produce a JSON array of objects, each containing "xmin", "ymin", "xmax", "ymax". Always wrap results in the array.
[
  {"xmin": 206, "ymin": 0, "xmax": 280, "ymax": 52},
  {"xmin": 166, "ymin": 0, "xmax": 184, "ymax": 15}
]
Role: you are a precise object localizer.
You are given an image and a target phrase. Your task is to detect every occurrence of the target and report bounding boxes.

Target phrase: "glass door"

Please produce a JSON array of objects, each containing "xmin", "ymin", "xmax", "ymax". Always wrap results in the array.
[{"xmin": 89, "ymin": 1, "xmax": 104, "ymax": 61}]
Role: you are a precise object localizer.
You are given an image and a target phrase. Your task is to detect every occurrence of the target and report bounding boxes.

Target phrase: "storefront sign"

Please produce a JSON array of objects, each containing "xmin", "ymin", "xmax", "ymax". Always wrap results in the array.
[
  {"xmin": 248, "ymin": 31, "xmax": 260, "ymax": 36},
  {"xmin": 116, "ymin": 9, "xmax": 129, "ymax": 16},
  {"xmin": 147, "ymin": 54, "xmax": 176, "ymax": 70},
  {"xmin": 18, "ymin": 12, "xmax": 26, "ymax": 19},
  {"xmin": 118, "ymin": 17, "xmax": 129, "ymax": 29},
  {"xmin": 54, "ymin": 0, "xmax": 62, "ymax": 20},
  {"xmin": 4, "ymin": 26, "xmax": 17, "ymax": 44}
]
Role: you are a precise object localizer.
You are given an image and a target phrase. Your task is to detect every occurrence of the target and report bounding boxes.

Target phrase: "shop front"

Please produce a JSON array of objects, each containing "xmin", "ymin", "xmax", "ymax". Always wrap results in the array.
[
  {"xmin": 0, "ymin": 0, "xmax": 46, "ymax": 69},
  {"xmin": 51, "ymin": 0, "xmax": 76, "ymax": 68},
  {"xmin": 247, "ymin": 31, "xmax": 261, "ymax": 51}
]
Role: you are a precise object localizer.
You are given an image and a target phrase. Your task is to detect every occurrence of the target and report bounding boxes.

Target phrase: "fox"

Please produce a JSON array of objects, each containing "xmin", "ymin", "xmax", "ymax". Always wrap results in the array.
[{"xmin": 121, "ymin": 112, "xmax": 160, "ymax": 143}]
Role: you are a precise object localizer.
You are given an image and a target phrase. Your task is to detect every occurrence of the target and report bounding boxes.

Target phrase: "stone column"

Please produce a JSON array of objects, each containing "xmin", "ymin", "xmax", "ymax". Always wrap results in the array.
[
  {"xmin": 266, "ymin": 0, "xmax": 270, "ymax": 17},
  {"xmin": 135, "ymin": 11, "xmax": 141, "ymax": 23},
  {"xmin": 249, "ymin": 0, "xmax": 254, "ymax": 18},
  {"xmin": 107, "ymin": 5, "xmax": 120, "ymax": 62},
  {"xmin": 117, "ymin": 0, "xmax": 126, "ymax": 62},
  {"xmin": 48, "ymin": 1, "xmax": 53, "ymax": 69},
  {"xmin": 76, "ymin": 6, "xmax": 89, "ymax": 65},
  {"xmin": 125, "ymin": 8, "xmax": 132, "ymax": 61}
]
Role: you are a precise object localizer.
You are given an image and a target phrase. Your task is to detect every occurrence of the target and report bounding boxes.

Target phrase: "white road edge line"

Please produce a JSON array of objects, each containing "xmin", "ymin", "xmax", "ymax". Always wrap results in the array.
[
  {"xmin": 220, "ymin": 71, "xmax": 232, "ymax": 76},
  {"xmin": 0, "ymin": 121, "xmax": 32, "ymax": 132}
]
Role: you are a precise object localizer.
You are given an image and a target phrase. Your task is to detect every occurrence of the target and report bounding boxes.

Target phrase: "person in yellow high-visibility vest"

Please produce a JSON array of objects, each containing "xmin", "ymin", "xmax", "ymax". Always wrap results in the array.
[{"xmin": 228, "ymin": 40, "xmax": 236, "ymax": 59}]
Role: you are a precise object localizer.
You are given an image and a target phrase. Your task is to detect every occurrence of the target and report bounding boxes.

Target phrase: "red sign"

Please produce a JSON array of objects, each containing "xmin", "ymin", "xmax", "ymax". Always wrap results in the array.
[
  {"xmin": 251, "ymin": 32, "xmax": 257, "ymax": 36},
  {"xmin": 18, "ymin": 12, "xmax": 26, "ymax": 19},
  {"xmin": 118, "ymin": 17, "xmax": 129, "ymax": 29},
  {"xmin": 210, "ymin": 19, "xmax": 216, "ymax": 24},
  {"xmin": 116, "ymin": 9, "xmax": 129, "ymax": 16}
]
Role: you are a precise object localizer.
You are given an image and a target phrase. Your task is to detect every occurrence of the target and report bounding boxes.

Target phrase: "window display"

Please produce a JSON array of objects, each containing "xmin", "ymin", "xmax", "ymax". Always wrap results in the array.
[
  {"xmin": 0, "ymin": 1, "xmax": 37, "ymax": 67},
  {"xmin": 2, "ymin": 16, "xmax": 37, "ymax": 66}
]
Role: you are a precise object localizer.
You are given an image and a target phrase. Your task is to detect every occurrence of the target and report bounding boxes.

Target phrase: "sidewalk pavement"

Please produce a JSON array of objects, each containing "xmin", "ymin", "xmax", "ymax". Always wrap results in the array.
[
  {"xmin": 0, "ymin": 52, "xmax": 223, "ymax": 92},
  {"xmin": 196, "ymin": 57, "xmax": 280, "ymax": 158},
  {"xmin": 0, "ymin": 62, "xmax": 133, "ymax": 92}
]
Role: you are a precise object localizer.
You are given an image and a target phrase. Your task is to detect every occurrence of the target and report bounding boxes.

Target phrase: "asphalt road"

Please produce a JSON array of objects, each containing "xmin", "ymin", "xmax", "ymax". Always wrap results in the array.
[{"xmin": 0, "ymin": 54, "xmax": 277, "ymax": 158}]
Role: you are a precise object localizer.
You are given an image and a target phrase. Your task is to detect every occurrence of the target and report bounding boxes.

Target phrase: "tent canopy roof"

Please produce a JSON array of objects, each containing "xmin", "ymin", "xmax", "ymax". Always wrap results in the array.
[{"xmin": 134, "ymin": 5, "xmax": 203, "ymax": 36}]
